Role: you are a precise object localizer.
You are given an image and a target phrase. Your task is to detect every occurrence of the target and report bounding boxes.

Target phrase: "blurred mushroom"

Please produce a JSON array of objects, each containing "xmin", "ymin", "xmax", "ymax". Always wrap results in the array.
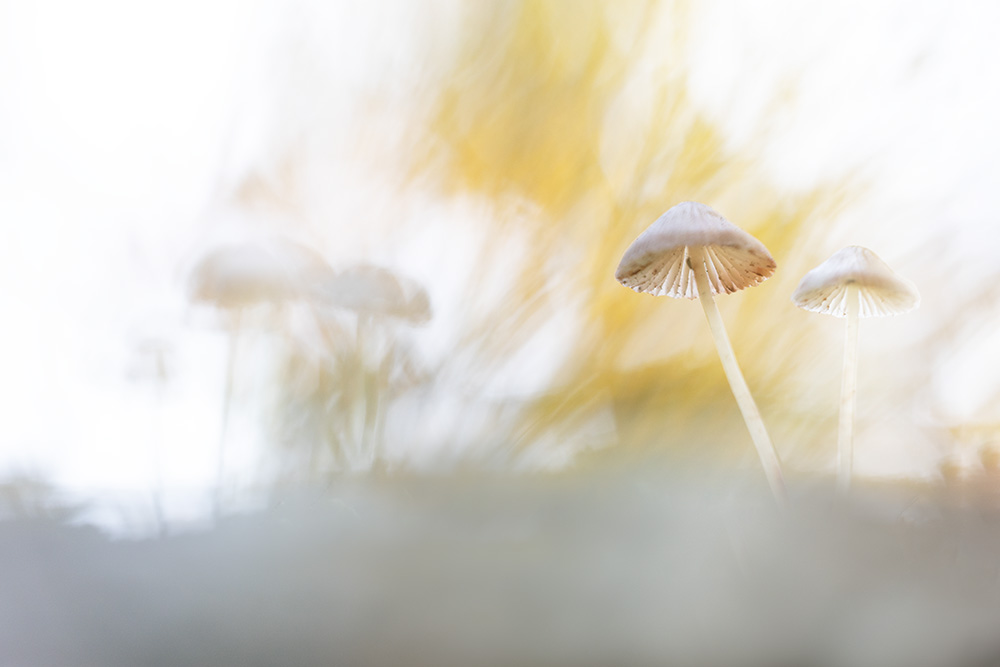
[
  {"xmin": 616, "ymin": 202, "xmax": 785, "ymax": 503},
  {"xmin": 320, "ymin": 264, "xmax": 432, "ymax": 324},
  {"xmin": 189, "ymin": 238, "xmax": 332, "ymax": 309},
  {"xmin": 317, "ymin": 264, "xmax": 432, "ymax": 469},
  {"xmin": 188, "ymin": 238, "xmax": 333, "ymax": 513},
  {"xmin": 792, "ymin": 245, "xmax": 920, "ymax": 494}
]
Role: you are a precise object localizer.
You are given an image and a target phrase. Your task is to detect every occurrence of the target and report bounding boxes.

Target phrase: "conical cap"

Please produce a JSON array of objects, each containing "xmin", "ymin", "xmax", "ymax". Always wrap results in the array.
[
  {"xmin": 791, "ymin": 245, "xmax": 919, "ymax": 318},
  {"xmin": 615, "ymin": 202, "xmax": 776, "ymax": 299}
]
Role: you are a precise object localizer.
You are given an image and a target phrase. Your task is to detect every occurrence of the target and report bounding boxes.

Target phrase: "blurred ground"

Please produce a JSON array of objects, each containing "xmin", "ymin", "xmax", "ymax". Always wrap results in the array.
[{"xmin": 4, "ymin": 466, "xmax": 1000, "ymax": 667}]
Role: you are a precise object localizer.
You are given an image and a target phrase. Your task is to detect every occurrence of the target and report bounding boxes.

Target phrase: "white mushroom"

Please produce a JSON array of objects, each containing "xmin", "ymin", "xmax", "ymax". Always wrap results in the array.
[
  {"xmin": 616, "ymin": 202, "xmax": 785, "ymax": 503},
  {"xmin": 792, "ymin": 245, "xmax": 920, "ymax": 494},
  {"xmin": 188, "ymin": 239, "xmax": 333, "ymax": 310},
  {"xmin": 187, "ymin": 238, "xmax": 333, "ymax": 514},
  {"xmin": 316, "ymin": 264, "xmax": 432, "ymax": 470},
  {"xmin": 320, "ymin": 264, "xmax": 432, "ymax": 324}
]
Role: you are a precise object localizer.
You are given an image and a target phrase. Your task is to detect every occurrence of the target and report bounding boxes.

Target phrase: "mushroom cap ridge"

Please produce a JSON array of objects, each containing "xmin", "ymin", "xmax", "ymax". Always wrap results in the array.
[
  {"xmin": 791, "ymin": 245, "xmax": 920, "ymax": 318},
  {"xmin": 615, "ymin": 201, "xmax": 776, "ymax": 299}
]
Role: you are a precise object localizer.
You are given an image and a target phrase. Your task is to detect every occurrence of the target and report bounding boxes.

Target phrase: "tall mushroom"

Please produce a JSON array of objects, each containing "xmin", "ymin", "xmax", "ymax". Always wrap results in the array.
[
  {"xmin": 791, "ymin": 245, "xmax": 919, "ymax": 494},
  {"xmin": 316, "ymin": 264, "xmax": 431, "ymax": 469},
  {"xmin": 188, "ymin": 238, "xmax": 333, "ymax": 514},
  {"xmin": 616, "ymin": 201, "xmax": 785, "ymax": 503}
]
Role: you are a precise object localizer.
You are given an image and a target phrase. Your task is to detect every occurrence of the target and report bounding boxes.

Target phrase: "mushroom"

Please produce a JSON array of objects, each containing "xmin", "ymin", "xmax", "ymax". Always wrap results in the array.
[
  {"xmin": 188, "ymin": 238, "xmax": 333, "ymax": 513},
  {"xmin": 321, "ymin": 264, "xmax": 432, "ymax": 325},
  {"xmin": 616, "ymin": 202, "xmax": 785, "ymax": 503},
  {"xmin": 791, "ymin": 245, "xmax": 919, "ymax": 494},
  {"xmin": 188, "ymin": 239, "xmax": 333, "ymax": 309},
  {"xmin": 316, "ymin": 264, "xmax": 432, "ymax": 469}
]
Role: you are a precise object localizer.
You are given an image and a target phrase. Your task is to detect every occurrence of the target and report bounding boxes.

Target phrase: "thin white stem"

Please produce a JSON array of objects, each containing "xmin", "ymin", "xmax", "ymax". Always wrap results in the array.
[
  {"xmin": 690, "ymin": 247, "xmax": 787, "ymax": 505},
  {"xmin": 838, "ymin": 285, "xmax": 860, "ymax": 495},
  {"xmin": 371, "ymin": 346, "xmax": 395, "ymax": 465},
  {"xmin": 356, "ymin": 314, "xmax": 372, "ymax": 470},
  {"xmin": 214, "ymin": 312, "xmax": 241, "ymax": 519},
  {"xmin": 308, "ymin": 304, "xmax": 344, "ymax": 473}
]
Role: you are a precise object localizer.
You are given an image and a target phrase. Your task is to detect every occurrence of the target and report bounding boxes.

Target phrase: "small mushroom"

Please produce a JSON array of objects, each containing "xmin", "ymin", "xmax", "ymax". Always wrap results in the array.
[
  {"xmin": 791, "ymin": 245, "xmax": 919, "ymax": 494},
  {"xmin": 616, "ymin": 202, "xmax": 785, "ymax": 503},
  {"xmin": 189, "ymin": 239, "xmax": 333, "ymax": 310},
  {"xmin": 188, "ymin": 238, "xmax": 333, "ymax": 513},
  {"xmin": 316, "ymin": 264, "xmax": 432, "ymax": 469},
  {"xmin": 321, "ymin": 264, "xmax": 432, "ymax": 324}
]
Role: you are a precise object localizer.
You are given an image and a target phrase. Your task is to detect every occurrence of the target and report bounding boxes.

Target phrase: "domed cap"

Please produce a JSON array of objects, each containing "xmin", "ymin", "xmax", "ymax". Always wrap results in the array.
[
  {"xmin": 320, "ymin": 264, "xmax": 431, "ymax": 324},
  {"xmin": 615, "ymin": 202, "xmax": 776, "ymax": 299},
  {"xmin": 791, "ymin": 245, "xmax": 920, "ymax": 318},
  {"xmin": 188, "ymin": 238, "xmax": 333, "ymax": 310}
]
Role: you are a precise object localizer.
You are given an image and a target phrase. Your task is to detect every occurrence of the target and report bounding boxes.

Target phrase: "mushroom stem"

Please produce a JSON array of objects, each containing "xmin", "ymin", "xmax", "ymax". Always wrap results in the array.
[
  {"xmin": 214, "ymin": 312, "xmax": 241, "ymax": 518},
  {"xmin": 372, "ymin": 347, "xmax": 396, "ymax": 463},
  {"xmin": 690, "ymin": 248, "xmax": 787, "ymax": 505},
  {"xmin": 838, "ymin": 284, "xmax": 860, "ymax": 494},
  {"xmin": 356, "ymin": 314, "xmax": 374, "ymax": 470}
]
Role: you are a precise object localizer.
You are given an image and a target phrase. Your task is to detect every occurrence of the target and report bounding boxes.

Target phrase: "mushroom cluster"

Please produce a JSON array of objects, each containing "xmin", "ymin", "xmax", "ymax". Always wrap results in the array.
[
  {"xmin": 616, "ymin": 204, "xmax": 921, "ymax": 504},
  {"xmin": 187, "ymin": 237, "xmax": 438, "ymax": 496}
]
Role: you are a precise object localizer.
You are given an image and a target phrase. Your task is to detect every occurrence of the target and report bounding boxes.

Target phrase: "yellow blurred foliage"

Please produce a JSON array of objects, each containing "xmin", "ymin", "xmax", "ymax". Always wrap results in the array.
[
  {"xmin": 410, "ymin": 0, "xmax": 859, "ymax": 463},
  {"xmin": 415, "ymin": 0, "xmax": 864, "ymax": 464}
]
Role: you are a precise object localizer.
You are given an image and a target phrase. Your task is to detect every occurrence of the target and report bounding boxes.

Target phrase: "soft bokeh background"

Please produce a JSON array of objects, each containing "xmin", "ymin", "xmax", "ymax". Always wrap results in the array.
[
  {"xmin": 2, "ymin": 0, "xmax": 1000, "ymax": 532},
  {"xmin": 10, "ymin": 3, "xmax": 1000, "ymax": 665}
]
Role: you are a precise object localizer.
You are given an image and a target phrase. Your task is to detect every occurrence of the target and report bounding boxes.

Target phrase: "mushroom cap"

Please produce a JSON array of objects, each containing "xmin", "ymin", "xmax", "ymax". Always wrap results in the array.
[
  {"xmin": 791, "ymin": 245, "xmax": 920, "ymax": 318},
  {"xmin": 615, "ymin": 202, "xmax": 776, "ymax": 299},
  {"xmin": 188, "ymin": 239, "xmax": 332, "ymax": 310},
  {"xmin": 320, "ymin": 264, "xmax": 432, "ymax": 324}
]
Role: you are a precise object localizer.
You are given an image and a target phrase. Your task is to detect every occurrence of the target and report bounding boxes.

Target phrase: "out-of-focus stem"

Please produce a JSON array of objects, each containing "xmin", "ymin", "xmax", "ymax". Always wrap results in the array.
[
  {"xmin": 838, "ymin": 285, "xmax": 860, "ymax": 495},
  {"xmin": 690, "ymin": 247, "xmax": 787, "ymax": 506},
  {"xmin": 356, "ymin": 314, "xmax": 372, "ymax": 469},
  {"xmin": 214, "ymin": 312, "xmax": 240, "ymax": 519}
]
